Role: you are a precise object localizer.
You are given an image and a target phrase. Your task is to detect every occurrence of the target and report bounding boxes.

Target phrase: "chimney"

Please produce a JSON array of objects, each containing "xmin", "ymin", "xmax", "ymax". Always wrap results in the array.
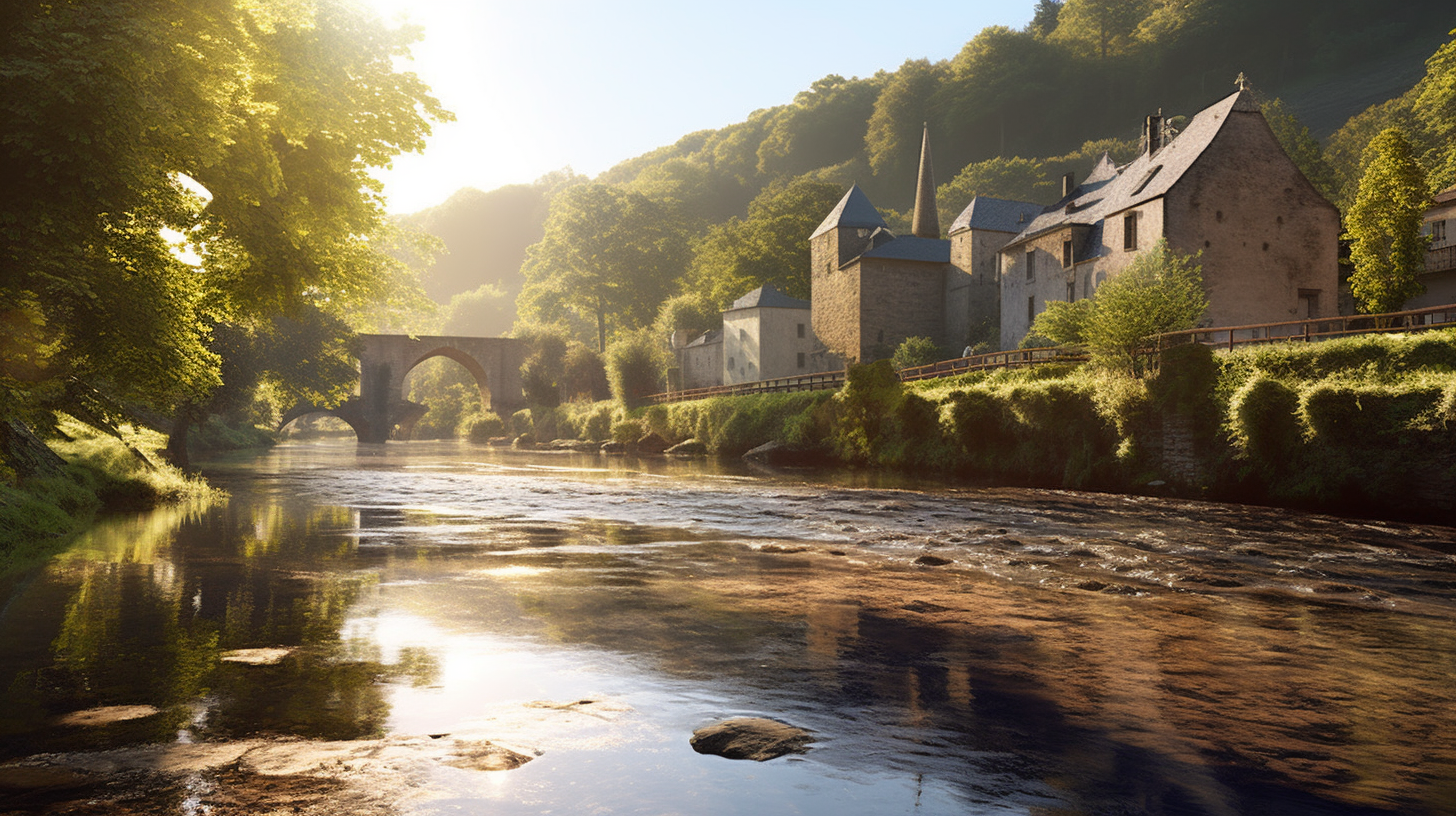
[
  {"xmin": 1062, "ymin": 172, "xmax": 1075, "ymax": 199},
  {"xmin": 1145, "ymin": 110, "xmax": 1164, "ymax": 155}
]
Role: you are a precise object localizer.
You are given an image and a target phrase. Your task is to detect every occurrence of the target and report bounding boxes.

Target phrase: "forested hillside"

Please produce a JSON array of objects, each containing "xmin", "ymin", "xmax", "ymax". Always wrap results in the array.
[{"xmin": 405, "ymin": 0, "xmax": 1456, "ymax": 348}]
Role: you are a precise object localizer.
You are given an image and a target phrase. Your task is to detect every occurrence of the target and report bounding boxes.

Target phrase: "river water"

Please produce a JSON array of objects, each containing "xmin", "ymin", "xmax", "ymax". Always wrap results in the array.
[{"xmin": 2, "ymin": 441, "xmax": 1456, "ymax": 815}]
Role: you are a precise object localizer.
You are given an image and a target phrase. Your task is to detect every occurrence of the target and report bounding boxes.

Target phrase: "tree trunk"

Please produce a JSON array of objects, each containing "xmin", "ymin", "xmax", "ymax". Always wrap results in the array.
[
  {"xmin": 0, "ymin": 420, "xmax": 66, "ymax": 481},
  {"xmin": 164, "ymin": 406, "xmax": 195, "ymax": 472}
]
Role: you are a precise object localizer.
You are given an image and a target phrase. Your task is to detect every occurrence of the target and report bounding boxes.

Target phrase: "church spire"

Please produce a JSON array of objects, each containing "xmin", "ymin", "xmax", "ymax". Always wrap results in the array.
[{"xmin": 911, "ymin": 123, "xmax": 939, "ymax": 239}]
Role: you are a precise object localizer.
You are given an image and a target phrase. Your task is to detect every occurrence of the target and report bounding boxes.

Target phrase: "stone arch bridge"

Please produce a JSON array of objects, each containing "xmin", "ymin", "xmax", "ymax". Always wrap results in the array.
[{"xmin": 279, "ymin": 334, "xmax": 526, "ymax": 443}]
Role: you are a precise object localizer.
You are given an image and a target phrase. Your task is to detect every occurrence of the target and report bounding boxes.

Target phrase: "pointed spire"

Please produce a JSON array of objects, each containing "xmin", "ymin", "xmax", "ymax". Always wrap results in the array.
[{"xmin": 911, "ymin": 123, "xmax": 940, "ymax": 239}]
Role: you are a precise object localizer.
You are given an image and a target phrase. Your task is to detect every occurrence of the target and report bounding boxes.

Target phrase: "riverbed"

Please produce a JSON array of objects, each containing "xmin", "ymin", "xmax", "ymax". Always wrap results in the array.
[{"xmin": 2, "ymin": 440, "xmax": 1455, "ymax": 815}]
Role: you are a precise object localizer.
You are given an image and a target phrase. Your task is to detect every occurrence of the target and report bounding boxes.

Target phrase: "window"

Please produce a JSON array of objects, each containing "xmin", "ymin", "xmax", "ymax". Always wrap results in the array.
[
  {"xmin": 797, "ymin": 352, "xmax": 806, "ymax": 369},
  {"xmin": 1027, "ymin": 296, "xmax": 1035, "ymax": 325},
  {"xmin": 1067, "ymin": 281, "xmax": 1075, "ymax": 302},
  {"xmin": 1298, "ymin": 289, "xmax": 1320, "ymax": 319},
  {"xmin": 727, "ymin": 356, "xmax": 735, "ymax": 370},
  {"xmin": 1025, "ymin": 249, "xmax": 1035, "ymax": 281},
  {"xmin": 1061, "ymin": 238, "xmax": 1073, "ymax": 268},
  {"xmin": 1435, "ymin": 220, "xmax": 1448, "ymax": 246},
  {"xmin": 1123, "ymin": 211, "xmax": 1138, "ymax": 251},
  {"xmin": 797, "ymin": 322, "xmax": 806, "ymax": 338}
]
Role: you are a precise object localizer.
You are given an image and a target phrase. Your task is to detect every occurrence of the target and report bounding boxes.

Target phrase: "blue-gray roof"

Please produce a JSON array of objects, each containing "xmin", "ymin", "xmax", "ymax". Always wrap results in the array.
[
  {"xmin": 810, "ymin": 184, "xmax": 887, "ymax": 239},
  {"xmin": 948, "ymin": 196, "xmax": 1044, "ymax": 235},
  {"xmin": 728, "ymin": 283, "xmax": 809, "ymax": 311},
  {"xmin": 686, "ymin": 328, "xmax": 722, "ymax": 347},
  {"xmin": 860, "ymin": 235, "xmax": 950, "ymax": 264}
]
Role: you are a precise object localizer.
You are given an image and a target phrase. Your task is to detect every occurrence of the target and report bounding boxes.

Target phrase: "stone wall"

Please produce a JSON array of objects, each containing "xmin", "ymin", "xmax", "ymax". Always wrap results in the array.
[
  {"xmin": 858, "ymin": 259, "xmax": 948, "ymax": 360},
  {"xmin": 947, "ymin": 229, "xmax": 1013, "ymax": 351}
]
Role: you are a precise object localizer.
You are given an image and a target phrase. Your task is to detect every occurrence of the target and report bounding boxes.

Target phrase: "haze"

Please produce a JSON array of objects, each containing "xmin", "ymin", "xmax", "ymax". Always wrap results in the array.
[{"xmin": 366, "ymin": 0, "xmax": 1032, "ymax": 213}]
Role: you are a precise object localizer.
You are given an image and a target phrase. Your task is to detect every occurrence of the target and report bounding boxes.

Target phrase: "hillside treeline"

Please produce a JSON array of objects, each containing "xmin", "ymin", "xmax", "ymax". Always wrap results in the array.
[{"xmin": 409, "ymin": 0, "xmax": 1455, "ymax": 350}]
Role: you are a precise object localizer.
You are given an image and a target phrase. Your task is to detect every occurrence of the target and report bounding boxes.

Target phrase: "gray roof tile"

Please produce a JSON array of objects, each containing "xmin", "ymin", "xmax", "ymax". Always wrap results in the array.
[
  {"xmin": 728, "ymin": 283, "xmax": 810, "ymax": 311},
  {"xmin": 810, "ymin": 184, "xmax": 887, "ymax": 239},
  {"xmin": 948, "ymin": 196, "xmax": 1045, "ymax": 235},
  {"xmin": 860, "ymin": 235, "xmax": 951, "ymax": 264}
]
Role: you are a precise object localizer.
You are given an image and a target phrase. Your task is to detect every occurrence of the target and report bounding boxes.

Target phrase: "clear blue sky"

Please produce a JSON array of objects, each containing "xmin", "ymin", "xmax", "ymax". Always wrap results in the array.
[{"xmin": 365, "ymin": 0, "xmax": 1036, "ymax": 213}]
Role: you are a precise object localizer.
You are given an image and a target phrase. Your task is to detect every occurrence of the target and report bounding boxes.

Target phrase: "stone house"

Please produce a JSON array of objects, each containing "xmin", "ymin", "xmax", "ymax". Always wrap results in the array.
[
  {"xmin": 676, "ymin": 328, "xmax": 722, "ymax": 390},
  {"xmin": 722, "ymin": 284, "xmax": 831, "ymax": 384},
  {"xmin": 1412, "ymin": 183, "xmax": 1456, "ymax": 310},
  {"xmin": 998, "ymin": 86, "xmax": 1341, "ymax": 348}
]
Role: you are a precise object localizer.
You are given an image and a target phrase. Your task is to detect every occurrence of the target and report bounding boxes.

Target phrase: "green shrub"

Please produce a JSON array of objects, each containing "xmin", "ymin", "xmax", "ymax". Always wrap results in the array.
[
  {"xmin": 462, "ymin": 412, "xmax": 506, "ymax": 442},
  {"xmin": 1229, "ymin": 375, "xmax": 1302, "ymax": 463},
  {"xmin": 605, "ymin": 328, "xmax": 667, "ymax": 408},
  {"xmin": 891, "ymin": 336, "xmax": 943, "ymax": 370},
  {"xmin": 611, "ymin": 417, "xmax": 644, "ymax": 443}
]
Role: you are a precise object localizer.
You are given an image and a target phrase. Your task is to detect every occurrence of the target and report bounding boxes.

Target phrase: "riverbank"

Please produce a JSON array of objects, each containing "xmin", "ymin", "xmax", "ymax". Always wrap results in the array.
[
  {"xmin": 514, "ymin": 329, "xmax": 1456, "ymax": 523},
  {"xmin": 0, "ymin": 419, "xmax": 221, "ymax": 575}
]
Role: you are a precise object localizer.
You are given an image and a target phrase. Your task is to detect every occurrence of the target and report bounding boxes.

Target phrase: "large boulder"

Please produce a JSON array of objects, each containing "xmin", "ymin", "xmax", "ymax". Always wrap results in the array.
[
  {"xmin": 635, "ymin": 432, "xmax": 671, "ymax": 454},
  {"xmin": 664, "ymin": 439, "xmax": 707, "ymax": 457},
  {"xmin": 689, "ymin": 717, "xmax": 814, "ymax": 761},
  {"xmin": 742, "ymin": 440, "xmax": 829, "ymax": 468}
]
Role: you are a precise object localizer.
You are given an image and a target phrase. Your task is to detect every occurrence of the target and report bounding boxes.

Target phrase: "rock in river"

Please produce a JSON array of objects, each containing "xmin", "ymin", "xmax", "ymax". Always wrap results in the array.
[{"xmin": 689, "ymin": 717, "xmax": 814, "ymax": 761}]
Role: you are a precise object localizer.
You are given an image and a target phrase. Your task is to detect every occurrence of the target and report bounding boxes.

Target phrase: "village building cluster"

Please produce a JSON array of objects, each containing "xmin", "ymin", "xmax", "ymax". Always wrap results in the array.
[{"xmin": 673, "ymin": 84, "xmax": 1456, "ymax": 388}]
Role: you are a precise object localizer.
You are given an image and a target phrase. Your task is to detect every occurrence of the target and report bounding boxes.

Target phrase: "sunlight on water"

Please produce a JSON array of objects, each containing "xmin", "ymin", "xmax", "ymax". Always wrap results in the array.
[{"xmin": 3, "ymin": 440, "xmax": 1456, "ymax": 815}]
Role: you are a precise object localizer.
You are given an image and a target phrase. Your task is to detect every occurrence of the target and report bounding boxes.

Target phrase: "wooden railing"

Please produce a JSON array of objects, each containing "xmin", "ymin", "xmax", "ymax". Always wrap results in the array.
[
  {"xmin": 647, "ymin": 303, "xmax": 1456, "ymax": 405},
  {"xmin": 648, "ymin": 370, "xmax": 846, "ymax": 404},
  {"xmin": 895, "ymin": 347, "xmax": 1089, "ymax": 381},
  {"xmin": 1148, "ymin": 302, "xmax": 1456, "ymax": 354}
]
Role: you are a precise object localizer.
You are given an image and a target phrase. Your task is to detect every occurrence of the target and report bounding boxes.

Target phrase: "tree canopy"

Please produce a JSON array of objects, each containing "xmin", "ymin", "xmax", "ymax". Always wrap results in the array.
[
  {"xmin": 1, "ymin": 0, "xmax": 449, "ymax": 467},
  {"xmin": 1345, "ymin": 128, "xmax": 1430, "ymax": 315}
]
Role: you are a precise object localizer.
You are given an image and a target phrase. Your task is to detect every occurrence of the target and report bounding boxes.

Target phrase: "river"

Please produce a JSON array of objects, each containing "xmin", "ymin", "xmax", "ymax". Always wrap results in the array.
[{"xmin": 2, "ymin": 440, "xmax": 1455, "ymax": 815}]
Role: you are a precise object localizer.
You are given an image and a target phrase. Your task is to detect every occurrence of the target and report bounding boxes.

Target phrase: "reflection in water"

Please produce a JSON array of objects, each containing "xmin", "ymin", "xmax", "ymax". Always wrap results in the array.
[{"xmin": 1, "ymin": 440, "xmax": 1454, "ymax": 815}]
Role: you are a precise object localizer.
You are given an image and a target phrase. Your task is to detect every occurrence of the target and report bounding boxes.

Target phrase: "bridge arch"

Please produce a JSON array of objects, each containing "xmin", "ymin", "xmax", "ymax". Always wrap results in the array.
[{"xmin": 277, "ymin": 335, "xmax": 526, "ymax": 444}]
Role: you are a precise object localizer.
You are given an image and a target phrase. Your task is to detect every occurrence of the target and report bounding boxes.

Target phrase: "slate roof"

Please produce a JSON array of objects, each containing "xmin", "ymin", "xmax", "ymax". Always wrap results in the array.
[
  {"xmin": 685, "ymin": 328, "xmax": 722, "ymax": 348},
  {"xmin": 810, "ymin": 184, "xmax": 888, "ymax": 239},
  {"xmin": 728, "ymin": 283, "xmax": 809, "ymax": 311},
  {"xmin": 860, "ymin": 234, "xmax": 951, "ymax": 264},
  {"xmin": 1004, "ymin": 88, "xmax": 1261, "ymax": 251},
  {"xmin": 948, "ymin": 196, "xmax": 1045, "ymax": 235}
]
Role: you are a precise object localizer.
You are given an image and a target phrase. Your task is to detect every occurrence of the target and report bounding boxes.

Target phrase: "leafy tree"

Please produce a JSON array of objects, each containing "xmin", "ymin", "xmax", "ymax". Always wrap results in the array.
[
  {"xmin": 756, "ymin": 74, "xmax": 882, "ymax": 179},
  {"xmin": 0, "ymin": 0, "xmax": 449, "ymax": 471},
  {"xmin": 891, "ymin": 337, "xmax": 944, "ymax": 370},
  {"xmin": 604, "ymin": 329, "xmax": 667, "ymax": 408},
  {"xmin": 937, "ymin": 156, "xmax": 1047, "ymax": 220},
  {"xmin": 1411, "ymin": 30, "xmax": 1456, "ymax": 190},
  {"xmin": 517, "ymin": 327, "xmax": 570, "ymax": 408},
  {"xmin": 1345, "ymin": 128, "xmax": 1430, "ymax": 315},
  {"xmin": 1061, "ymin": 240, "xmax": 1207, "ymax": 372},
  {"xmin": 441, "ymin": 283, "xmax": 513, "ymax": 336},
  {"xmin": 687, "ymin": 177, "xmax": 844, "ymax": 307},
  {"xmin": 866, "ymin": 60, "xmax": 948, "ymax": 180},
  {"xmin": 655, "ymin": 293, "xmax": 721, "ymax": 342},
  {"xmin": 1052, "ymin": 0, "xmax": 1153, "ymax": 60},
  {"xmin": 561, "ymin": 344, "xmax": 611, "ymax": 403},
  {"xmin": 1029, "ymin": 298, "xmax": 1095, "ymax": 346},
  {"xmin": 1029, "ymin": 0, "xmax": 1064, "ymax": 38},
  {"xmin": 517, "ymin": 183, "xmax": 689, "ymax": 352}
]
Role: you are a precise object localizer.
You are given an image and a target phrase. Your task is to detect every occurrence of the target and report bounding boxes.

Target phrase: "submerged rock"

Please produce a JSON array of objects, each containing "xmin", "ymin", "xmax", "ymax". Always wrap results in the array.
[
  {"xmin": 441, "ymin": 740, "xmax": 534, "ymax": 772},
  {"xmin": 914, "ymin": 554, "xmax": 953, "ymax": 567},
  {"xmin": 220, "ymin": 647, "xmax": 293, "ymax": 666},
  {"xmin": 742, "ymin": 440, "xmax": 829, "ymax": 468},
  {"xmin": 664, "ymin": 439, "xmax": 707, "ymax": 457},
  {"xmin": 689, "ymin": 717, "xmax": 813, "ymax": 761},
  {"xmin": 600, "ymin": 440, "xmax": 626, "ymax": 454},
  {"xmin": 56, "ymin": 705, "xmax": 161, "ymax": 727}
]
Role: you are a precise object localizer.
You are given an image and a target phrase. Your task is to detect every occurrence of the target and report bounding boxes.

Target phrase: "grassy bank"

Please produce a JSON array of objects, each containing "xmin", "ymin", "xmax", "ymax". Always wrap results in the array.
[
  {"xmin": 503, "ymin": 330, "xmax": 1456, "ymax": 521},
  {"xmin": 0, "ymin": 419, "xmax": 219, "ymax": 574}
]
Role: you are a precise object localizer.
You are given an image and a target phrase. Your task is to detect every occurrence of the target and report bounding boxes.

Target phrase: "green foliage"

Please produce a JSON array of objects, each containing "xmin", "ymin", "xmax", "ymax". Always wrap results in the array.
[
  {"xmin": 687, "ymin": 177, "xmax": 845, "ymax": 307},
  {"xmin": 656, "ymin": 391, "xmax": 832, "ymax": 457},
  {"xmin": 1081, "ymin": 239, "xmax": 1207, "ymax": 372},
  {"xmin": 891, "ymin": 337, "xmax": 944, "ymax": 370},
  {"xmin": 1345, "ymin": 127, "xmax": 1430, "ymax": 315},
  {"xmin": 517, "ymin": 183, "xmax": 689, "ymax": 351},
  {"xmin": 462, "ymin": 412, "xmax": 506, "ymax": 443},
  {"xmin": 441, "ymin": 284, "xmax": 513, "ymax": 336},
  {"xmin": 562, "ymin": 345, "xmax": 611, "ymax": 403},
  {"xmin": 517, "ymin": 327, "xmax": 570, "ymax": 408},
  {"xmin": 1228, "ymin": 375, "xmax": 1303, "ymax": 463},
  {"xmin": 604, "ymin": 329, "xmax": 668, "ymax": 409},
  {"xmin": 405, "ymin": 357, "xmax": 483, "ymax": 439},
  {"xmin": 865, "ymin": 59, "xmax": 948, "ymax": 181},
  {"xmin": 655, "ymin": 292, "xmax": 721, "ymax": 341},
  {"xmin": 1029, "ymin": 0, "xmax": 1064, "ymax": 38},
  {"xmin": 1051, "ymin": 0, "xmax": 1153, "ymax": 60},
  {"xmin": 1030, "ymin": 298, "xmax": 1094, "ymax": 346}
]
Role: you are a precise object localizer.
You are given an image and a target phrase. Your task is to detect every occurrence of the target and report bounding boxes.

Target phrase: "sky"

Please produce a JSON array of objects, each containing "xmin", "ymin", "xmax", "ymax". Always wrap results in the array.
[{"xmin": 364, "ymin": 0, "xmax": 1035, "ymax": 214}]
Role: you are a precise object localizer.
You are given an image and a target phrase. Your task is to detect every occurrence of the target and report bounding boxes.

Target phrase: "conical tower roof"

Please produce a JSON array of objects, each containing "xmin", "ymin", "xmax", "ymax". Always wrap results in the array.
[
  {"xmin": 810, "ymin": 184, "xmax": 887, "ymax": 239},
  {"xmin": 911, "ymin": 124, "xmax": 940, "ymax": 239}
]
